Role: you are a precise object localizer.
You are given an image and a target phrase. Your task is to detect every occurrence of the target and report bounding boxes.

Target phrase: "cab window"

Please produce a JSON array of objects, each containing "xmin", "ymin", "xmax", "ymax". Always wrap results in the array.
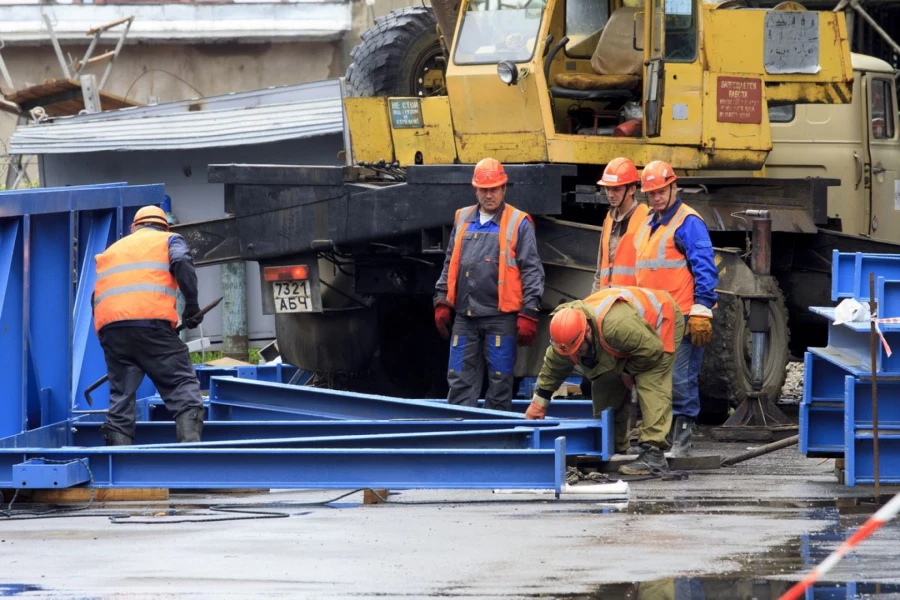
[
  {"xmin": 870, "ymin": 78, "xmax": 896, "ymax": 140},
  {"xmin": 769, "ymin": 105, "xmax": 795, "ymax": 123},
  {"xmin": 454, "ymin": 0, "xmax": 546, "ymax": 65},
  {"xmin": 565, "ymin": 0, "xmax": 609, "ymax": 58},
  {"xmin": 664, "ymin": 0, "xmax": 697, "ymax": 62}
]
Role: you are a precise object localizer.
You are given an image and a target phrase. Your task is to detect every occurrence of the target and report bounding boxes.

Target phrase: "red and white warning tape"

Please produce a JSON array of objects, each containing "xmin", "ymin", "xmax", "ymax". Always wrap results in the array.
[
  {"xmin": 872, "ymin": 315, "xmax": 900, "ymax": 358},
  {"xmin": 779, "ymin": 492, "xmax": 900, "ymax": 600}
]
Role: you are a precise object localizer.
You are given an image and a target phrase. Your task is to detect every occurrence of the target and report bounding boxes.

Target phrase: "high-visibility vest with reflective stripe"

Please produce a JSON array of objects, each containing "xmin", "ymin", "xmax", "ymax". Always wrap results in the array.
[
  {"xmin": 598, "ymin": 203, "xmax": 650, "ymax": 288},
  {"xmin": 445, "ymin": 203, "xmax": 531, "ymax": 313},
  {"xmin": 93, "ymin": 228, "xmax": 178, "ymax": 332},
  {"xmin": 633, "ymin": 203, "xmax": 703, "ymax": 313},
  {"xmin": 586, "ymin": 286, "xmax": 677, "ymax": 355}
]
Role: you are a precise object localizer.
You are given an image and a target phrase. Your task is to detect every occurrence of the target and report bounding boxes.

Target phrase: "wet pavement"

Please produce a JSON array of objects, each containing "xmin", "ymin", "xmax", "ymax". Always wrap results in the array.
[{"xmin": 1, "ymin": 433, "xmax": 900, "ymax": 599}]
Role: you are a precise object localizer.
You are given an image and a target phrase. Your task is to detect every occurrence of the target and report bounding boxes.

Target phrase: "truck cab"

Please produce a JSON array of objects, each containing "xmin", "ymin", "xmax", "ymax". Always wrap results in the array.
[{"xmin": 766, "ymin": 54, "xmax": 900, "ymax": 241}]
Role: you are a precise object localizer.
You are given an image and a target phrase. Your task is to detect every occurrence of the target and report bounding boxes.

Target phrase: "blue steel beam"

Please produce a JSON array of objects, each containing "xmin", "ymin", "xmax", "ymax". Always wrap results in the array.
[
  {"xmin": 0, "ymin": 184, "xmax": 163, "ymax": 218},
  {"xmin": 72, "ymin": 209, "xmax": 116, "ymax": 411},
  {"xmin": 118, "ymin": 424, "xmax": 607, "ymax": 456},
  {"xmin": 70, "ymin": 418, "xmax": 589, "ymax": 445},
  {"xmin": 0, "ymin": 441, "xmax": 567, "ymax": 494},
  {"xmin": 0, "ymin": 219, "xmax": 25, "ymax": 437},
  {"xmin": 208, "ymin": 377, "xmax": 529, "ymax": 420},
  {"xmin": 430, "ymin": 399, "xmax": 594, "ymax": 419}
]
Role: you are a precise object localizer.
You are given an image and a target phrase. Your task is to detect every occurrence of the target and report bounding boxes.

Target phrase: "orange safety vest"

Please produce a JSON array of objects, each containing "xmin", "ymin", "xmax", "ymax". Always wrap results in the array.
[
  {"xmin": 93, "ymin": 228, "xmax": 179, "ymax": 332},
  {"xmin": 597, "ymin": 203, "xmax": 650, "ymax": 288},
  {"xmin": 445, "ymin": 203, "xmax": 532, "ymax": 313},
  {"xmin": 633, "ymin": 203, "xmax": 703, "ymax": 314},
  {"xmin": 587, "ymin": 286, "xmax": 677, "ymax": 355}
]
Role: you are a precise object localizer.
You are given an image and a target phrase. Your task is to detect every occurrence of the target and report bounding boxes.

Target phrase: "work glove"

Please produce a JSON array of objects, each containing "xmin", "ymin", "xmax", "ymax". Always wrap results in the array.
[
  {"xmin": 687, "ymin": 304, "xmax": 713, "ymax": 347},
  {"xmin": 182, "ymin": 302, "xmax": 203, "ymax": 330},
  {"xmin": 434, "ymin": 303, "xmax": 452, "ymax": 340},
  {"xmin": 516, "ymin": 313, "xmax": 539, "ymax": 346},
  {"xmin": 525, "ymin": 393, "xmax": 550, "ymax": 420}
]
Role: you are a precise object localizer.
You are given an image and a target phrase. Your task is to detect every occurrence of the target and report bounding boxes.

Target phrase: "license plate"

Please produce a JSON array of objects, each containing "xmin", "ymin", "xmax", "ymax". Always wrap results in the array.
[{"xmin": 273, "ymin": 280, "xmax": 312, "ymax": 314}]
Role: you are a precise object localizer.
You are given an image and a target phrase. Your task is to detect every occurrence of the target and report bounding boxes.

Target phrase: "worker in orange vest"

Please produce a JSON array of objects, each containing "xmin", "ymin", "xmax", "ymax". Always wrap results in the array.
[
  {"xmin": 525, "ymin": 286, "xmax": 683, "ymax": 475},
  {"xmin": 592, "ymin": 157, "xmax": 650, "ymax": 292},
  {"xmin": 434, "ymin": 158, "xmax": 545, "ymax": 410},
  {"xmin": 634, "ymin": 161, "xmax": 718, "ymax": 457},
  {"xmin": 93, "ymin": 205, "xmax": 206, "ymax": 446}
]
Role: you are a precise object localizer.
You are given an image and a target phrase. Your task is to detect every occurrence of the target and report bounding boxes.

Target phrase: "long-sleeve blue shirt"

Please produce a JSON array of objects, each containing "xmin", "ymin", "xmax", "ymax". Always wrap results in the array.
[{"xmin": 647, "ymin": 199, "xmax": 718, "ymax": 309}]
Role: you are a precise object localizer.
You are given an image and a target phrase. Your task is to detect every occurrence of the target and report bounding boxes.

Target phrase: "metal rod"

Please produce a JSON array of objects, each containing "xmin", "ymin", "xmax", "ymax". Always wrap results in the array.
[
  {"xmin": 849, "ymin": 0, "xmax": 900, "ymax": 60},
  {"xmin": 750, "ymin": 331, "xmax": 766, "ymax": 391},
  {"xmin": 0, "ymin": 44, "xmax": 14, "ymax": 90},
  {"xmin": 75, "ymin": 32, "xmax": 102, "ymax": 77},
  {"xmin": 42, "ymin": 14, "xmax": 72, "ymax": 79},
  {"xmin": 870, "ymin": 272, "xmax": 881, "ymax": 502},
  {"xmin": 99, "ymin": 18, "xmax": 132, "ymax": 90},
  {"xmin": 721, "ymin": 434, "xmax": 799, "ymax": 467}
]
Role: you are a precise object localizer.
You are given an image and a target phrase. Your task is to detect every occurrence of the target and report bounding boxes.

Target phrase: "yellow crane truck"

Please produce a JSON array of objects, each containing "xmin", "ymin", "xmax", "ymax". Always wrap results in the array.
[{"xmin": 179, "ymin": 0, "xmax": 900, "ymax": 420}]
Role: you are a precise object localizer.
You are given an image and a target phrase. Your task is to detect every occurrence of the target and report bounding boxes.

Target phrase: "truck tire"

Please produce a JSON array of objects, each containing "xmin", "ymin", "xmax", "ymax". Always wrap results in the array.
[
  {"xmin": 345, "ymin": 7, "xmax": 445, "ymax": 98},
  {"xmin": 698, "ymin": 286, "xmax": 790, "ymax": 423}
]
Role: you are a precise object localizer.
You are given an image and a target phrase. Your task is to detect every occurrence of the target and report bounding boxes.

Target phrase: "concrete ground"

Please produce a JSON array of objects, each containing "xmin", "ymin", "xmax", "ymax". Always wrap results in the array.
[{"xmin": 2, "ymin": 429, "xmax": 899, "ymax": 600}]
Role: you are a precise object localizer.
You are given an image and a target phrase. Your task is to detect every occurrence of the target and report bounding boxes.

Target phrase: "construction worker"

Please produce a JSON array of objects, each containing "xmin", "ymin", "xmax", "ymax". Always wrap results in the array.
[
  {"xmin": 92, "ymin": 205, "xmax": 206, "ymax": 446},
  {"xmin": 634, "ymin": 161, "xmax": 718, "ymax": 457},
  {"xmin": 434, "ymin": 157, "xmax": 545, "ymax": 411},
  {"xmin": 525, "ymin": 286, "xmax": 683, "ymax": 475},
  {"xmin": 592, "ymin": 157, "xmax": 650, "ymax": 292}
]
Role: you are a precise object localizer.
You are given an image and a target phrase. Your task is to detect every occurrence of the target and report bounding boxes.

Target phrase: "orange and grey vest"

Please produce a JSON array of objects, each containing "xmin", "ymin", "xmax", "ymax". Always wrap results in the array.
[
  {"xmin": 586, "ymin": 286, "xmax": 678, "ymax": 355},
  {"xmin": 93, "ymin": 228, "xmax": 178, "ymax": 332},
  {"xmin": 598, "ymin": 203, "xmax": 650, "ymax": 288},
  {"xmin": 445, "ymin": 203, "xmax": 531, "ymax": 313},
  {"xmin": 633, "ymin": 203, "xmax": 703, "ymax": 314}
]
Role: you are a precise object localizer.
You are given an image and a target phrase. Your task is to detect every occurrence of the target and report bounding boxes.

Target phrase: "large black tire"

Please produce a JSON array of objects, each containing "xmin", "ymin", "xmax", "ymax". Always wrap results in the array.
[
  {"xmin": 698, "ymin": 286, "xmax": 790, "ymax": 423},
  {"xmin": 345, "ymin": 7, "xmax": 445, "ymax": 98}
]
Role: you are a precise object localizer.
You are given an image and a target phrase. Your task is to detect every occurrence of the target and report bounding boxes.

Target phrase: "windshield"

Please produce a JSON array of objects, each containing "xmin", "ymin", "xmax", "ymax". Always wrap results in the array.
[{"xmin": 453, "ymin": 0, "xmax": 546, "ymax": 65}]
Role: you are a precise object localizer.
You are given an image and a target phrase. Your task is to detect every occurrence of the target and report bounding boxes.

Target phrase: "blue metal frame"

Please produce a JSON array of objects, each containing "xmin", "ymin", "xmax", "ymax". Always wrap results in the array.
[{"xmin": 0, "ymin": 183, "xmax": 612, "ymax": 494}]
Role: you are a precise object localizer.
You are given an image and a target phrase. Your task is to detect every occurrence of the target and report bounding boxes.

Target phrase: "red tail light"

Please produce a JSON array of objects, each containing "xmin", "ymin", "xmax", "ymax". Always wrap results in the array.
[{"xmin": 264, "ymin": 265, "xmax": 309, "ymax": 282}]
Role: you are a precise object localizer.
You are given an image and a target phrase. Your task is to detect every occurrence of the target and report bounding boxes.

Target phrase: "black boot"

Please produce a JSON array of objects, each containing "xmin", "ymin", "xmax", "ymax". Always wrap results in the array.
[
  {"xmin": 176, "ymin": 408, "xmax": 204, "ymax": 443},
  {"xmin": 670, "ymin": 416, "xmax": 694, "ymax": 458},
  {"xmin": 101, "ymin": 424, "xmax": 133, "ymax": 446},
  {"xmin": 618, "ymin": 444, "xmax": 668, "ymax": 475}
]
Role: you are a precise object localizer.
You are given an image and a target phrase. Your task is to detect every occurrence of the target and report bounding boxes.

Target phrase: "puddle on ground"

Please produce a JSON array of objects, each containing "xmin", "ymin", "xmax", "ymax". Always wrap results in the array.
[
  {"xmin": 0, "ymin": 585, "xmax": 42, "ymax": 597},
  {"xmin": 547, "ymin": 578, "xmax": 900, "ymax": 599}
]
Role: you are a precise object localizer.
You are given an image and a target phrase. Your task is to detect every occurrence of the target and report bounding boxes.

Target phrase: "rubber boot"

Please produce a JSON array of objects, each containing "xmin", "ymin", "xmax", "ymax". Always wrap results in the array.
[
  {"xmin": 175, "ymin": 408, "xmax": 204, "ymax": 443},
  {"xmin": 670, "ymin": 415, "xmax": 694, "ymax": 458},
  {"xmin": 101, "ymin": 425, "xmax": 133, "ymax": 446},
  {"xmin": 618, "ymin": 445, "xmax": 668, "ymax": 475}
]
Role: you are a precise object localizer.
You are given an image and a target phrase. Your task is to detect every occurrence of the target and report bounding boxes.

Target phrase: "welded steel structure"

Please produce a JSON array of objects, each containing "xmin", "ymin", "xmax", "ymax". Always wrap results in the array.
[
  {"xmin": 0, "ymin": 184, "xmax": 611, "ymax": 496},
  {"xmin": 800, "ymin": 250, "xmax": 900, "ymax": 486}
]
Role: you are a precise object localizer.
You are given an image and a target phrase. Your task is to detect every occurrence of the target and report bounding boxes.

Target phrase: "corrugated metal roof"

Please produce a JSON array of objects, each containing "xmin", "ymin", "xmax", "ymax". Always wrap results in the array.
[{"xmin": 9, "ymin": 79, "xmax": 344, "ymax": 154}]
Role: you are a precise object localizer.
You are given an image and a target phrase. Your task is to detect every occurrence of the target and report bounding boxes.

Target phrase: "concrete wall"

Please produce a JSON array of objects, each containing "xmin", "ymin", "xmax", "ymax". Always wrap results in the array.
[{"xmin": 40, "ymin": 135, "xmax": 345, "ymax": 345}]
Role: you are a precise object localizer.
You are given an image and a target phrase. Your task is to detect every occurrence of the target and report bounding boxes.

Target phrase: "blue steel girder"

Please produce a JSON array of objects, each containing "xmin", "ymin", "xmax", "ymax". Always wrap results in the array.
[
  {"xmin": 0, "ymin": 218, "xmax": 25, "ymax": 438},
  {"xmin": 208, "ymin": 377, "xmax": 530, "ymax": 421},
  {"xmin": 67, "ymin": 418, "xmax": 606, "ymax": 448},
  {"xmin": 0, "ymin": 440, "xmax": 568, "ymax": 494},
  {"xmin": 119, "ymin": 423, "xmax": 608, "ymax": 457}
]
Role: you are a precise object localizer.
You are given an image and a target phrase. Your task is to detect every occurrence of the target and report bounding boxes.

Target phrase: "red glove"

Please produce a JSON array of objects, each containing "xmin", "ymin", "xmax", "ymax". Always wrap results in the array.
[
  {"xmin": 434, "ymin": 304, "xmax": 452, "ymax": 339},
  {"xmin": 517, "ymin": 314, "xmax": 538, "ymax": 346}
]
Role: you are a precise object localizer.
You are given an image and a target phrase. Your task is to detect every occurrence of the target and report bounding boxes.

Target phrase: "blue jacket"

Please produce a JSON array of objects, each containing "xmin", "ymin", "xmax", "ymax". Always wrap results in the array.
[{"xmin": 647, "ymin": 199, "xmax": 718, "ymax": 310}]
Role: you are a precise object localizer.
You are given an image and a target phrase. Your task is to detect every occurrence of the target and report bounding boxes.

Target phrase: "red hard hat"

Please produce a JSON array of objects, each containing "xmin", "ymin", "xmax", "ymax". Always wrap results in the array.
[
  {"xmin": 640, "ymin": 160, "xmax": 677, "ymax": 193},
  {"xmin": 132, "ymin": 205, "xmax": 169, "ymax": 231},
  {"xmin": 472, "ymin": 157, "xmax": 508, "ymax": 188},
  {"xmin": 549, "ymin": 307, "xmax": 588, "ymax": 356},
  {"xmin": 597, "ymin": 157, "xmax": 640, "ymax": 187}
]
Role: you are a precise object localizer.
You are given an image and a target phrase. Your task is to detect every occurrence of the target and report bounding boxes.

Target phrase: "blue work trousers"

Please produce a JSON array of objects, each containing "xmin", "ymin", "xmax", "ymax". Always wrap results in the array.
[
  {"xmin": 446, "ymin": 314, "xmax": 518, "ymax": 411},
  {"xmin": 672, "ymin": 317, "xmax": 703, "ymax": 419}
]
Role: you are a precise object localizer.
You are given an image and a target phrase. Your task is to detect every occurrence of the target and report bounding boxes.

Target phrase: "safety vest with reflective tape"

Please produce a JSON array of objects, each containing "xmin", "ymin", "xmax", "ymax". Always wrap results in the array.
[
  {"xmin": 633, "ymin": 203, "xmax": 703, "ymax": 314},
  {"xmin": 445, "ymin": 203, "xmax": 531, "ymax": 313},
  {"xmin": 586, "ymin": 286, "xmax": 677, "ymax": 355},
  {"xmin": 598, "ymin": 203, "xmax": 650, "ymax": 288},
  {"xmin": 93, "ymin": 228, "xmax": 178, "ymax": 332}
]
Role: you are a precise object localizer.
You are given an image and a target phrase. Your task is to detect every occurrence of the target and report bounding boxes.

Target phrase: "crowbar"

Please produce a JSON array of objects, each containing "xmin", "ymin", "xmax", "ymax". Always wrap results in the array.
[{"xmin": 83, "ymin": 297, "xmax": 223, "ymax": 406}]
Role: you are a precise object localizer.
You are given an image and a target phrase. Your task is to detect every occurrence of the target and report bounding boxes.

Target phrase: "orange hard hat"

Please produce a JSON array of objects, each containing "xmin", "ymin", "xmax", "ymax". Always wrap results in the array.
[
  {"xmin": 597, "ymin": 157, "xmax": 639, "ymax": 187},
  {"xmin": 640, "ymin": 160, "xmax": 677, "ymax": 193},
  {"xmin": 132, "ymin": 205, "xmax": 169, "ymax": 231},
  {"xmin": 472, "ymin": 157, "xmax": 508, "ymax": 188},
  {"xmin": 549, "ymin": 307, "xmax": 589, "ymax": 356}
]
